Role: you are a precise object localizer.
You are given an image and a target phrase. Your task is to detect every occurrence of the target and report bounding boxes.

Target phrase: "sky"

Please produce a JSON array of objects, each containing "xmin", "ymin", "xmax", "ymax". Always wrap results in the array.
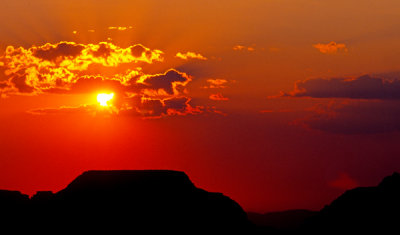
[{"xmin": 1, "ymin": 0, "xmax": 400, "ymax": 212}]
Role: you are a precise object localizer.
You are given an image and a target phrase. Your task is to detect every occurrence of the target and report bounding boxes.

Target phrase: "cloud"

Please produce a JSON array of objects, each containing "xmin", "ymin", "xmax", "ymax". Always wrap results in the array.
[
  {"xmin": 202, "ymin": 79, "xmax": 228, "ymax": 89},
  {"xmin": 0, "ymin": 41, "xmax": 163, "ymax": 95},
  {"xmin": 209, "ymin": 93, "xmax": 229, "ymax": 101},
  {"xmin": 135, "ymin": 69, "xmax": 191, "ymax": 96},
  {"xmin": 0, "ymin": 81, "xmax": 8, "ymax": 89},
  {"xmin": 33, "ymin": 42, "xmax": 85, "ymax": 61},
  {"xmin": 30, "ymin": 96, "xmax": 202, "ymax": 118},
  {"xmin": 233, "ymin": 45, "xmax": 255, "ymax": 51},
  {"xmin": 329, "ymin": 173, "xmax": 359, "ymax": 190},
  {"xmin": 65, "ymin": 76, "xmax": 128, "ymax": 94},
  {"xmin": 313, "ymin": 41, "xmax": 348, "ymax": 54},
  {"xmin": 108, "ymin": 26, "xmax": 133, "ymax": 31},
  {"xmin": 29, "ymin": 68, "xmax": 196, "ymax": 117},
  {"xmin": 175, "ymin": 52, "xmax": 207, "ymax": 60},
  {"xmin": 299, "ymin": 100, "xmax": 400, "ymax": 134},
  {"xmin": 133, "ymin": 97, "xmax": 202, "ymax": 118},
  {"xmin": 0, "ymin": 41, "xmax": 207, "ymax": 118},
  {"xmin": 29, "ymin": 105, "xmax": 98, "ymax": 115},
  {"xmin": 282, "ymin": 75, "xmax": 400, "ymax": 100},
  {"xmin": 271, "ymin": 74, "xmax": 400, "ymax": 134}
]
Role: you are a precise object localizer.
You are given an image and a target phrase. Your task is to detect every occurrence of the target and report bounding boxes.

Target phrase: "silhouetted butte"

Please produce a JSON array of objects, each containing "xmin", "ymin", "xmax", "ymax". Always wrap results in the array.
[{"xmin": 0, "ymin": 170, "xmax": 250, "ymax": 233}]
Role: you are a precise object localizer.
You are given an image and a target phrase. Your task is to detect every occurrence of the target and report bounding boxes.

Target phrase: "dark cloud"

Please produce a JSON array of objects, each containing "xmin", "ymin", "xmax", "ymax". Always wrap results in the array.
[
  {"xmin": 68, "ymin": 76, "xmax": 126, "ymax": 94},
  {"xmin": 91, "ymin": 43, "xmax": 112, "ymax": 58},
  {"xmin": 137, "ymin": 69, "xmax": 191, "ymax": 95},
  {"xmin": 10, "ymin": 74, "xmax": 34, "ymax": 93},
  {"xmin": 90, "ymin": 43, "xmax": 147, "ymax": 58},
  {"xmin": 137, "ymin": 98, "xmax": 166, "ymax": 117},
  {"xmin": 29, "ymin": 105, "xmax": 97, "ymax": 115},
  {"xmin": 33, "ymin": 42, "xmax": 85, "ymax": 61},
  {"xmin": 164, "ymin": 97, "xmax": 188, "ymax": 111},
  {"xmin": 133, "ymin": 97, "xmax": 200, "ymax": 118},
  {"xmin": 301, "ymin": 100, "xmax": 400, "ymax": 134},
  {"xmin": 283, "ymin": 75, "xmax": 400, "ymax": 100},
  {"xmin": 131, "ymin": 45, "xmax": 146, "ymax": 57},
  {"xmin": 0, "ymin": 81, "xmax": 8, "ymax": 89}
]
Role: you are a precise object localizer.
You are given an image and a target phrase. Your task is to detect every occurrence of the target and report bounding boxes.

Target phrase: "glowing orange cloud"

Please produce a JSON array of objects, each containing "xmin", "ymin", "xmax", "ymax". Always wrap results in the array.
[
  {"xmin": 0, "ymin": 41, "xmax": 206, "ymax": 118},
  {"xmin": 175, "ymin": 52, "xmax": 207, "ymax": 60},
  {"xmin": 313, "ymin": 41, "xmax": 348, "ymax": 54},
  {"xmin": 108, "ymin": 26, "xmax": 133, "ymax": 31},
  {"xmin": 233, "ymin": 45, "xmax": 255, "ymax": 52},
  {"xmin": 203, "ymin": 79, "xmax": 228, "ymax": 89},
  {"xmin": 0, "ymin": 41, "xmax": 163, "ymax": 95},
  {"xmin": 209, "ymin": 93, "xmax": 229, "ymax": 101}
]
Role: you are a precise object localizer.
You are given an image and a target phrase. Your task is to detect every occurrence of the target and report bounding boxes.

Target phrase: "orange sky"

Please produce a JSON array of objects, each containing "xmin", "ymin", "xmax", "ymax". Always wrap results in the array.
[{"xmin": 1, "ymin": 0, "xmax": 400, "ymax": 212}]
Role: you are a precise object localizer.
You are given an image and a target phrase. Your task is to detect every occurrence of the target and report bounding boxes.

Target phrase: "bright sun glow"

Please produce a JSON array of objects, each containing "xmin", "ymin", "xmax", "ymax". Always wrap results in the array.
[{"xmin": 97, "ymin": 93, "xmax": 114, "ymax": 107}]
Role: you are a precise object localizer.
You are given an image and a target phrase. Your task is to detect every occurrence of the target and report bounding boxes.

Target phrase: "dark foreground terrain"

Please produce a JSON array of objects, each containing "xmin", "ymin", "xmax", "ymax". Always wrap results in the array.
[
  {"xmin": 0, "ymin": 170, "xmax": 399, "ymax": 234},
  {"xmin": 249, "ymin": 172, "xmax": 400, "ymax": 234},
  {"xmin": 0, "ymin": 170, "xmax": 250, "ymax": 233}
]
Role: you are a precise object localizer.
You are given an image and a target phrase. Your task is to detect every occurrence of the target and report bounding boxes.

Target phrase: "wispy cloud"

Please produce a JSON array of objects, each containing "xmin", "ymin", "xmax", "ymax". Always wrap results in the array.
[
  {"xmin": 175, "ymin": 51, "xmax": 207, "ymax": 60},
  {"xmin": 209, "ymin": 93, "xmax": 229, "ymax": 101},
  {"xmin": 313, "ymin": 41, "xmax": 348, "ymax": 54},
  {"xmin": 108, "ymin": 26, "xmax": 133, "ymax": 31},
  {"xmin": 202, "ymin": 79, "xmax": 229, "ymax": 89},
  {"xmin": 233, "ymin": 45, "xmax": 255, "ymax": 52}
]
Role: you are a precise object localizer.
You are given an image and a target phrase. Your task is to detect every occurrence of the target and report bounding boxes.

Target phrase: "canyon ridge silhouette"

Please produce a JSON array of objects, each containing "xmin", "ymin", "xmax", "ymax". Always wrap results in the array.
[{"xmin": 0, "ymin": 170, "xmax": 399, "ymax": 234}]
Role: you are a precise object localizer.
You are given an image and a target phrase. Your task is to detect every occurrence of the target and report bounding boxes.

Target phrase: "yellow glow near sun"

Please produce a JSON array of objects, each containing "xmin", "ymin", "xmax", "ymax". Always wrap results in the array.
[{"xmin": 97, "ymin": 93, "xmax": 114, "ymax": 107}]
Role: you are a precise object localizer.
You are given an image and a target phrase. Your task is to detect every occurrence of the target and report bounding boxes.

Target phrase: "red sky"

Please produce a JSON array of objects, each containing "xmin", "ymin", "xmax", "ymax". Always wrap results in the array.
[{"xmin": 1, "ymin": 0, "xmax": 400, "ymax": 213}]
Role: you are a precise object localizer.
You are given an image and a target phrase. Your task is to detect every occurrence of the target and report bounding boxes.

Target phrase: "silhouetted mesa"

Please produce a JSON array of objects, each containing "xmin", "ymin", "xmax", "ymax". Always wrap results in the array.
[{"xmin": 0, "ymin": 170, "xmax": 250, "ymax": 233}]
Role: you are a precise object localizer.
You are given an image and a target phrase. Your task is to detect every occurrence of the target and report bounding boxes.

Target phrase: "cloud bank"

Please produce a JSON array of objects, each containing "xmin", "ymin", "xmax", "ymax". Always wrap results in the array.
[
  {"xmin": 282, "ymin": 75, "xmax": 400, "ymax": 100},
  {"xmin": 299, "ymin": 100, "xmax": 400, "ymax": 134},
  {"xmin": 0, "ymin": 41, "xmax": 204, "ymax": 118},
  {"xmin": 276, "ymin": 74, "xmax": 400, "ymax": 134}
]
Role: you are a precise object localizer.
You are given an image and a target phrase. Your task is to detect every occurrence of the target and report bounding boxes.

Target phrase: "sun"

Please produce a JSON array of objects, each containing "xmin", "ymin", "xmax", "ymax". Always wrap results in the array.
[{"xmin": 97, "ymin": 93, "xmax": 114, "ymax": 107}]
